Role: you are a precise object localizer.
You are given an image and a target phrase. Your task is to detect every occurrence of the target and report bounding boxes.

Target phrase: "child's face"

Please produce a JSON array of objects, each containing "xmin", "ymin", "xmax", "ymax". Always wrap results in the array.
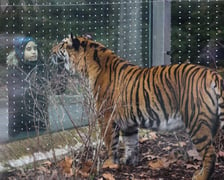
[{"xmin": 24, "ymin": 41, "xmax": 38, "ymax": 61}]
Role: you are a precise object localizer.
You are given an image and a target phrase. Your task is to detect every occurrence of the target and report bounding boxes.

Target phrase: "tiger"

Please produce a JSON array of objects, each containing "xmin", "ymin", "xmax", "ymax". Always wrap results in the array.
[{"xmin": 50, "ymin": 34, "xmax": 224, "ymax": 180}]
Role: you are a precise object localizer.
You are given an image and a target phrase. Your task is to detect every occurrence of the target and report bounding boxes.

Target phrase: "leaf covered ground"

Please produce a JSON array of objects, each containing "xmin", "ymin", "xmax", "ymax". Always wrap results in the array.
[{"xmin": 1, "ymin": 130, "xmax": 224, "ymax": 180}]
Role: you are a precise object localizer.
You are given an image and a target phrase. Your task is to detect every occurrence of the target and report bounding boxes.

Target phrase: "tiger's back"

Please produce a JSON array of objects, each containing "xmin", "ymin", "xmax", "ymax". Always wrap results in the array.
[
  {"xmin": 99, "ymin": 61, "xmax": 223, "ymax": 133},
  {"xmin": 51, "ymin": 35, "xmax": 224, "ymax": 180}
]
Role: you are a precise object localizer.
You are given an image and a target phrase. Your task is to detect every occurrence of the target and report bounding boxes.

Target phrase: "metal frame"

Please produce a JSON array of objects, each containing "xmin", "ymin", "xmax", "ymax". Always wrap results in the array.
[{"xmin": 151, "ymin": 0, "xmax": 171, "ymax": 66}]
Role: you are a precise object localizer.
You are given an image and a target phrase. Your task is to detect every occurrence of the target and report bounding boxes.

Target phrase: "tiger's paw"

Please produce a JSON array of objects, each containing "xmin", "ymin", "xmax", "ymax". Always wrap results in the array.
[
  {"xmin": 102, "ymin": 158, "xmax": 119, "ymax": 169},
  {"xmin": 122, "ymin": 154, "xmax": 139, "ymax": 166},
  {"xmin": 122, "ymin": 148, "xmax": 139, "ymax": 166},
  {"xmin": 192, "ymin": 169, "xmax": 206, "ymax": 180}
]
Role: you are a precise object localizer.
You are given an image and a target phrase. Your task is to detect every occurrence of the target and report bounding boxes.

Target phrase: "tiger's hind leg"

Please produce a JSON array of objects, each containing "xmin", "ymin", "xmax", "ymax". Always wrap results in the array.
[
  {"xmin": 190, "ymin": 125, "xmax": 217, "ymax": 180},
  {"xmin": 121, "ymin": 126, "xmax": 139, "ymax": 166},
  {"xmin": 192, "ymin": 144, "xmax": 216, "ymax": 180}
]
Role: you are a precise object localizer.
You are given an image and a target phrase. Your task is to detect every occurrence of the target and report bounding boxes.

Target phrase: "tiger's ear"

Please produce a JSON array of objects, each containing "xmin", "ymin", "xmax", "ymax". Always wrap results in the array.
[
  {"xmin": 69, "ymin": 33, "xmax": 80, "ymax": 50},
  {"xmin": 70, "ymin": 33, "xmax": 74, "ymax": 40},
  {"xmin": 72, "ymin": 37, "xmax": 80, "ymax": 51},
  {"xmin": 70, "ymin": 33, "xmax": 78, "ymax": 40}
]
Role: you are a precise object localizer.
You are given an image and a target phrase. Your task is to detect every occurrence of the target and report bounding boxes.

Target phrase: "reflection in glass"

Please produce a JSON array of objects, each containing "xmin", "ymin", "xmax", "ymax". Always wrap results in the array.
[
  {"xmin": 0, "ymin": 1, "xmax": 151, "ymax": 142},
  {"xmin": 7, "ymin": 36, "xmax": 48, "ymax": 137}
]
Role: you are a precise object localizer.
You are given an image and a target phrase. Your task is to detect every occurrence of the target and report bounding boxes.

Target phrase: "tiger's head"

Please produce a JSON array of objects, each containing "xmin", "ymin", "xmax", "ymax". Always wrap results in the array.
[{"xmin": 50, "ymin": 33, "xmax": 102, "ymax": 76}]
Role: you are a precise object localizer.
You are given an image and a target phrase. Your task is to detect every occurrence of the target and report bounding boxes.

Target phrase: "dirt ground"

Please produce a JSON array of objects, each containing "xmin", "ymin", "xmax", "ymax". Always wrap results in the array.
[{"xmin": 1, "ymin": 130, "xmax": 224, "ymax": 180}]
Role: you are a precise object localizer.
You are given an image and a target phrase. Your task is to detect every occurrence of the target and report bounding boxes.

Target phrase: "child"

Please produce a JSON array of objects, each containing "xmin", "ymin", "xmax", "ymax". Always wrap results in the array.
[{"xmin": 7, "ymin": 36, "xmax": 66, "ymax": 137}]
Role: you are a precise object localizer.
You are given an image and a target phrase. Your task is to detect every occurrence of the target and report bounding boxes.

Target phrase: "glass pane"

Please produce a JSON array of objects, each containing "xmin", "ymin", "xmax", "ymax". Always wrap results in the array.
[
  {"xmin": 0, "ymin": 0, "xmax": 151, "ymax": 142},
  {"xmin": 171, "ymin": 0, "xmax": 224, "ymax": 69}
]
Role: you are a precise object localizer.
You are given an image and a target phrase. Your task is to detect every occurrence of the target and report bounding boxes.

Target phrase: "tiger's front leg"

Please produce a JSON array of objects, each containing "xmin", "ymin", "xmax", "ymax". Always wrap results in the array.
[
  {"xmin": 100, "ymin": 112, "xmax": 120, "ymax": 168},
  {"xmin": 121, "ymin": 126, "xmax": 139, "ymax": 166}
]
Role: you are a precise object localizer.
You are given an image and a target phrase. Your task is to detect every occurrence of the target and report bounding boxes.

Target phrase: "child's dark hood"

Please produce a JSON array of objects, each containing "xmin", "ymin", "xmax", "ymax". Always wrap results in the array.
[{"xmin": 7, "ymin": 36, "xmax": 41, "ymax": 68}]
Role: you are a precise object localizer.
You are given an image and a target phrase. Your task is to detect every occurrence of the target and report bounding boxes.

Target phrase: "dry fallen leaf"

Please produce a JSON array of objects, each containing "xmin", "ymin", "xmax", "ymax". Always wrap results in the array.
[
  {"xmin": 139, "ymin": 137, "xmax": 149, "ymax": 144},
  {"xmin": 42, "ymin": 160, "xmax": 52, "ymax": 167},
  {"xmin": 179, "ymin": 141, "xmax": 187, "ymax": 147},
  {"xmin": 77, "ymin": 160, "xmax": 96, "ymax": 178},
  {"xmin": 186, "ymin": 163, "xmax": 200, "ymax": 170},
  {"xmin": 148, "ymin": 158, "xmax": 171, "ymax": 170},
  {"xmin": 187, "ymin": 149, "xmax": 202, "ymax": 161},
  {"xmin": 102, "ymin": 159, "xmax": 119, "ymax": 169},
  {"xmin": 148, "ymin": 131, "xmax": 158, "ymax": 140},
  {"xmin": 102, "ymin": 172, "xmax": 115, "ymax": 180},
  {"xmin": 77, "ymin": 169, "xmax": 89, "ymax": 178},
  {"xmin": 171, "ymin": 141, "xmax": 186, "ymax": 147},
  {"xmin": 163, "ymin": 146, "xmax": 172, "ymax": 151},
  {"xmin": 58, "ymin": 156, "xmax": 74, "ymax": 177},
  {"xmin": 218, "ymin": 151, "xmax": 224, "ymax": 157}
]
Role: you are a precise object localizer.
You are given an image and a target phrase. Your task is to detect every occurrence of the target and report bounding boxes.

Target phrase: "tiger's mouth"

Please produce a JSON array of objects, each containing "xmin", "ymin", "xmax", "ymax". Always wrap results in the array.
[
  {"xmin": 49, "ymin": 53, "xmax": 74, "ymax": 75},
  {"xmin": 50, "ymin": 54, "xmax": 68, "ymax": 71}
]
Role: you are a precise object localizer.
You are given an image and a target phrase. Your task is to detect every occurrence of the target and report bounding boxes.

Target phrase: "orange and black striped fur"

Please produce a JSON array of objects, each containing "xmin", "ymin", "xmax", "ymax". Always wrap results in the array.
[{"xmin": 51, "ymin": 34, "xmax": 224, "ymax": 180}]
